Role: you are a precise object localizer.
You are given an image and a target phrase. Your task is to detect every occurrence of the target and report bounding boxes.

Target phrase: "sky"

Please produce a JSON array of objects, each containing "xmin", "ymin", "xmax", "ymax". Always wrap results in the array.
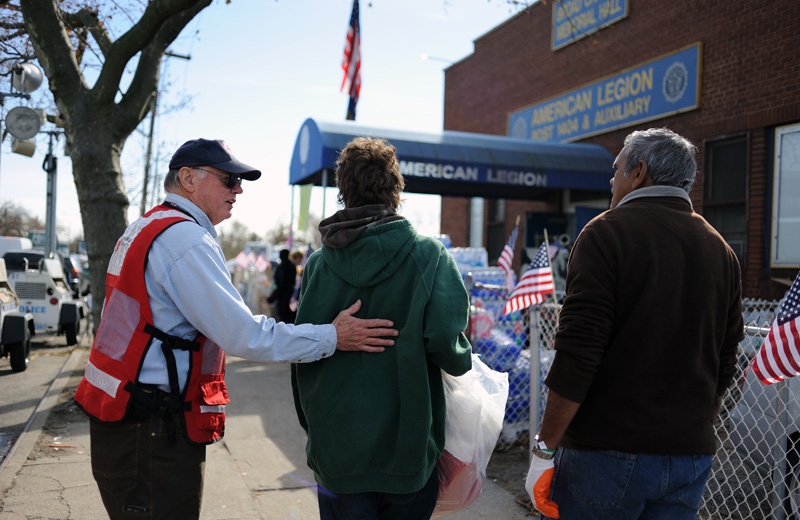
[{"xmin": 0, "ymin": 0, "xmax": 521, "ymax": 246}]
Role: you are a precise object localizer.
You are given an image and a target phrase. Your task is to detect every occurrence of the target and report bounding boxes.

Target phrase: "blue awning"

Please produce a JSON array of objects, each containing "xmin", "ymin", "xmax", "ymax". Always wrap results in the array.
[{"xmin": 289, "ymin": 118, "xmax": 614, "ymax": 200}]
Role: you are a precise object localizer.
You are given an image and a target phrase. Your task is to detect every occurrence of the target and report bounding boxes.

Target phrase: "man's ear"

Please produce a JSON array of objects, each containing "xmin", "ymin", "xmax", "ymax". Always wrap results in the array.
[
  {"xmin": 178, "ymin": 167, "xmax": 196, "ymax": 191},
  {"xmin": 632, "ymin": 160, "xmax": 652, "ymax": 189}
]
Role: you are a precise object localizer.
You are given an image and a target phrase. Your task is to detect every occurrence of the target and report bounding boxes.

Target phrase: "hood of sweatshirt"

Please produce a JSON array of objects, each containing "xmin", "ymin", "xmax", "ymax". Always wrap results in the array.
[{"xmin": 318, "ymin": 204, "xmax": 416, "ymax": 288}]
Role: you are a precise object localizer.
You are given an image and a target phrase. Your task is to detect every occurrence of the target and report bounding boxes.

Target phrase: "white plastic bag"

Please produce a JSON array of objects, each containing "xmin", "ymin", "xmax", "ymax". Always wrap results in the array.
[{"xmin": 432, "ymin": 354, "xmax": 509, "ymax": 518}]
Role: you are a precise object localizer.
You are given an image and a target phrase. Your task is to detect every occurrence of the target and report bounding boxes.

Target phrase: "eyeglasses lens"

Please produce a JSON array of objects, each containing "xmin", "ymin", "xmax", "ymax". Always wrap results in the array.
[
  {"xmin": 225, "ymin": 174, "xmax": 242, "ymax": 189},
  {"xmin": 195, "ymin": 168, "xmax": 242, "ymax": 189}
]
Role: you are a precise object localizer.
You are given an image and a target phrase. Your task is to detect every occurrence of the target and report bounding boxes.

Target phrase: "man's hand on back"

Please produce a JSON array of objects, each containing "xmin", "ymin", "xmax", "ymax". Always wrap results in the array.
[{"xmin": 333, "ymin": 299, "xmax": 397, "ymax": 352}]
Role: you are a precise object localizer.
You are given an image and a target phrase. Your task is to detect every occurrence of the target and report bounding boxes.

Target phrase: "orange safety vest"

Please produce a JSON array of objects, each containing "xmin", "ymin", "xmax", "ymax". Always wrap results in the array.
[{"xmin": 74, "ymin": 203, "xmax": 229, "ymax": 445}]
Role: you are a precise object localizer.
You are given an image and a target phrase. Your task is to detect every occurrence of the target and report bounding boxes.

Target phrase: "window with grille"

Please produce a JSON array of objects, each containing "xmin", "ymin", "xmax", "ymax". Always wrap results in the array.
[{"xmin": 704, "ymin": 136, "xmax": 748, "ymax": 267}]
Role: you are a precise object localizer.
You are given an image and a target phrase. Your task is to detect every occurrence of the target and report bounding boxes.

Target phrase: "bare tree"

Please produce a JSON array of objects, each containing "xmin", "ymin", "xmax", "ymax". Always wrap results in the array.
[
  {"xmin": 265, "ymin": 216, "xmax": 322, "ymax": 250},
  {"xmin": 0, "ymin": 200, "xmax": 44, "ymax": 236},
  {"xmin": 0, "ymin": 1, "xmax": 212, "ymax": 327},
  {"xmin": 218, "ymin": 220, "xmax": 260, "ymax": 262}
]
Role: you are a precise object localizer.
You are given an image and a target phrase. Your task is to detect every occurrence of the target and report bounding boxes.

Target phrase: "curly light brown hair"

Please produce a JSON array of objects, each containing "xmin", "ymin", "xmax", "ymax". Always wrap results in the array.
[{"xmin": 335, "ymin": 137, "xmax": 405, "ymax": 209}]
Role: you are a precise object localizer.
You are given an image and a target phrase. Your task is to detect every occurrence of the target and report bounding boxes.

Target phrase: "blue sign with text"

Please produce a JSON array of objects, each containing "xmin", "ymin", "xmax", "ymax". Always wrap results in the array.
[
  {"xmin": 552, "ymin": 0, "xmax": 629, "ymax": 50},
  {"xmin": 508, "ymin": 44, "xmax": 701, "ymax": 143}
]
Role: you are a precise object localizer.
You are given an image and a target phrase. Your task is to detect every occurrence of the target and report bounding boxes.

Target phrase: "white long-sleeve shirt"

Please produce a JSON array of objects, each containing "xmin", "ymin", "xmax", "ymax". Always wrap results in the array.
[{"xmin": 137, "ymin": 193, "xmax": 336, "ymax": 391}]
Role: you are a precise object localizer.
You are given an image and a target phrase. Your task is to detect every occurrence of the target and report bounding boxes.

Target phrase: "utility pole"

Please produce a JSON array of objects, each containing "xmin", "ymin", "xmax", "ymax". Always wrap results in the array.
[
  {"xmin": 42, "ymin": 131, "xmax": 63, "ymax": 257},
  {"xmin": 139, "ymin": 51, "xmax": 191, "ymax": 216},
  {"xmin": 140, "ymin": 93, "xmax": 158, "ymax": 216}
]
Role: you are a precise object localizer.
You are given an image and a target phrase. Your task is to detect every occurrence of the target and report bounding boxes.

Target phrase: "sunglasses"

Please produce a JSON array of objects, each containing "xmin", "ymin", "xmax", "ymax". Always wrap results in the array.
[{"xmin": 194, "ymin": 168, "xmax": 242, "ymax": 189}]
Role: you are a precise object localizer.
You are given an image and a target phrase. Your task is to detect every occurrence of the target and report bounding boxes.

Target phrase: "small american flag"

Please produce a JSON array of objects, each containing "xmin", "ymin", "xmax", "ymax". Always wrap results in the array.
[
  {"xmin": 341, "ymin": 0, "xmax": 361, "ymax": 121},
  {"xmin": 497, "ymin": 226, "xmax": 518, "ymax": 292},
  {"xmin": 253, "ymin": 253, "xmax": 269, "ymax": 272},
  {"xmin": 235, "ymin": 250, "xmax": 254, "ymax": 269},
  {"xmin": 751, "ymin": 273, "xmax": 800, "ymax": 384},
  {"xmin": 503, "ymin": 241, "xmax": 554, "ymax": 315}
]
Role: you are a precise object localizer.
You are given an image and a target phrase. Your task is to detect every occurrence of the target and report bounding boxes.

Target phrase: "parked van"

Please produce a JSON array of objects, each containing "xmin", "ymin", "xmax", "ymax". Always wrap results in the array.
[
  {"xmin": 0, "ymin": 259, "xmax": 35, "ymax": 371},
  {"xmin": 2, "ymin": 249, "xmax": 82, "ymax": 345},
  {"xmin": 0, "ymin": 236, "xmax": 33, "ymax": 258}
]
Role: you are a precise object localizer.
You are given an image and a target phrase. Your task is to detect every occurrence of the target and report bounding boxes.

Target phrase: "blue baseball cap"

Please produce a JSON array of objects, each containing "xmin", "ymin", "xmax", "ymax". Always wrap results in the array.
[{"xmin": 169, "ymin": 138, "xmax": 261, "ymax": 180}]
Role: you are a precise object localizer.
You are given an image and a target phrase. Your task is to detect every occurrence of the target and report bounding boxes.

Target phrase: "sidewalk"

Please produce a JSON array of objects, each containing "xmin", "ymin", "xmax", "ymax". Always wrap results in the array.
[{"xmin": 0, "ymin": 345, "xmax": 529, "ymax": 519}]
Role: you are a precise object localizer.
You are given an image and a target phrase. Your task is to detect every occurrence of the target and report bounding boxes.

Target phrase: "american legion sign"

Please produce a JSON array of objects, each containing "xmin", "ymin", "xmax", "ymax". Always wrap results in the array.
[{"xmin": 508, "ymin": 43, "xmax": 701, "ymax": 143}]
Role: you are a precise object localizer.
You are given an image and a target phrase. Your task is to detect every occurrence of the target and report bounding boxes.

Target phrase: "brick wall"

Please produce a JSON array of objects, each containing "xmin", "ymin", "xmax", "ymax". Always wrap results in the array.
[{"xmin": 442, "ymin": 0, "xmax": 800, "ymax": 299}]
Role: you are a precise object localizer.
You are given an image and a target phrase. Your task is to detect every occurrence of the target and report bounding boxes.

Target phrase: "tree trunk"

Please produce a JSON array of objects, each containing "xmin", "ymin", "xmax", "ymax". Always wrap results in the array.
[{"xmin": 69, "ymin": 124, "xmax": 129, "ymax": 331}]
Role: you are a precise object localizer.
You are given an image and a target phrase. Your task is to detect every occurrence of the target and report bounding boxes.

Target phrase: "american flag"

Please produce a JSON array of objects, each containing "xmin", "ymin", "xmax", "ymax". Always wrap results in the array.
[
  {"xmin": 341, "ymin": 0, "xmax": 361, "ymax": 121},
  {"xmin": 253, "ymin": 253, "xmax": 269, "ymax": 272},
  {"xmin": 751, "ymin": 273, "xmax": 800, "ymax": 384},
  {"xmin": 235, "ymin": 250, "xmax": 254, "ymax": 269},
  {"xmin": 503, "ymin": 241, "xmax": 554, "ymax": 315},
  {"xmin": 497, "ymin": 226, "xmax": 518, "ymax": 292}
]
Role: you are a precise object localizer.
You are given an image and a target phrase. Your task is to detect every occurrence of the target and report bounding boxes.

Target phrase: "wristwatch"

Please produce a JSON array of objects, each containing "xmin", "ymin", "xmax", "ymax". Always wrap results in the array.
[{"xmin": 532, "ymin": 434, "xmax": 556, "ymax": 460}]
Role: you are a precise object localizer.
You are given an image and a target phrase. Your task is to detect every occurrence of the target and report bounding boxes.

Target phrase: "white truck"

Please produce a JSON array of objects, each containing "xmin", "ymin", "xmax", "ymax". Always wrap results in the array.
[
  {"xmin": 0, "ymin": 236, "xmax": 33, "ymax": 257},
  {"xmin": 0, "ymin": 259, "xmax": 35, "ymax": 372},
  {"xmin": 2, "ymin": 250, "xmax": 82, "ymax": 346}
]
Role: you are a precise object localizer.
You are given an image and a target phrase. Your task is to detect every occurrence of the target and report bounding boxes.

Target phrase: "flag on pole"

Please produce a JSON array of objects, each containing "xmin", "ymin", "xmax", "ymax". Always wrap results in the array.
[
  {"xmin": 497, "ymin": 225, "xmax": 518, "ymax": 292},
  {"xmin": 297, "ymin": 184, "xmax": 312, "ymax": 231},
  {"xmin": 503, "ymin": 241, "xmax": 555, "ymax": 315},
  {"xmin": 341, "ymin": 0, "xmax": 361, "ymax": 120},
  {"xmin": 750, "ymin": 273, "xmax": 800, "ymax": 384}
]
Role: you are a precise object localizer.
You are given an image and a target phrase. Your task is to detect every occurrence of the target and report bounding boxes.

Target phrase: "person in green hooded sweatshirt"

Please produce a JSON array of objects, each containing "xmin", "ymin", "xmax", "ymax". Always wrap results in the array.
[{"xmin": 291, "ymin": 136, "xmax": 473, "ymax": 520}]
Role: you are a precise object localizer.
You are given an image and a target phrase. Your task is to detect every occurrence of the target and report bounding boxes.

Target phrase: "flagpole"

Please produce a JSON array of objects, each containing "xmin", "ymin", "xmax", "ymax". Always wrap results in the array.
[
  {"xmin": 543, "ymin": 228, "xmax": 557, "ymax": 305},
  {"xmin": 513, "ymin": 214, "xmax": 520, "ymax": 277},
  {"xmin": 342, "ymin": 0, "xmax": 360, "ymax": 121},
  {"xmin": 289, "ymin": 185, "xmax": 295, "ymax": 249},
  {"xmin": 543, "ymin": 228, "xmax": 550, "ymax": 258}
]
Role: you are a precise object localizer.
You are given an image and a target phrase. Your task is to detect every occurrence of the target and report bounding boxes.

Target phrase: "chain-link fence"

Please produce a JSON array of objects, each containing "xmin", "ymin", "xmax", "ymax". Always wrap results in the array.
[
  {"xmin": 467, "ymin": 272, "xmax": 792, "ymax": 519},
  {"xmin": 466, "ymin": 267, "xmax": 566, "ymax": 451},
  {"xmin": 700, "ymin": 298, "xmax": 791, "ymax": 520}
]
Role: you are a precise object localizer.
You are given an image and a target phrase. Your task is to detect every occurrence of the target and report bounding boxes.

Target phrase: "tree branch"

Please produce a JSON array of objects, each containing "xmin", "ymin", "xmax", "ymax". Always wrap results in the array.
[
  {"xmin": 0, "ymin": 26, "xmax": 25, "ymax": 42},
  {"xmin": 19, "ymin": 0, "xmax": 86, "ymax": 108},
  {"xmin": 61, "ymin": 7, "xmax": 112, "ymax": 57},
  {"xmin": 111, "ymin": 0, "xmax": 210, "ymax": 139},
  {"xmin": 93, "ymin": 0, "xmax": 209, "ymax": 106}
]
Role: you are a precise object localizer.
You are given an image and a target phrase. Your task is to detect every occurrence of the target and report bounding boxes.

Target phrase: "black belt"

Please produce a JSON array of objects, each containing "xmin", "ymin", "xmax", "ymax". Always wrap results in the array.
[{"xmin": 135, "ymin": 383, "xmax": 172, "ymax": 402}]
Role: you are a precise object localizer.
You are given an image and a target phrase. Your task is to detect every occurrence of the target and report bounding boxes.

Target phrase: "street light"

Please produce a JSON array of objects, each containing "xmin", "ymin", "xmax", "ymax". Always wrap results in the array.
[
  {"xmin": 420, "ymin": 53, "xmax": 454, "ymax": 65},
  {"xmin": 2, "ymin": 63, "xmax": 45, "ymax": 157},
  {"xmin": 11, "ymin": 63, "xmax": 43, "ymax": 94},
  {"xmin": 0, "ymin": 62, "xmax": 62, "ymax": 258}
]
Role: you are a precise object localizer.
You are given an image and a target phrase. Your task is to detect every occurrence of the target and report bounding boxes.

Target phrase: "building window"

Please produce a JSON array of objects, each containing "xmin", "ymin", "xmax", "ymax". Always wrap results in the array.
[
  {"xmin": 772, "ymin": 124, "xmax": 800, "ymax": 267},
  {"xmin": 704, "ymin": 136, "xmax": 748, "ymax": 267},
  {"xmin": 487, "ymin": 199, "xmax": 506, "ymax": 263}
]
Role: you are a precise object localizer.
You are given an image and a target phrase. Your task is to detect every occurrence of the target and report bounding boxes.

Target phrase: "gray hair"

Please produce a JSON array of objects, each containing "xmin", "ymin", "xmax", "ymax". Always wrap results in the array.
[
  {"xmin": 163, "ymin": 167, "xmax": 208, "ymax": 193},
  {"xmin": 623, "ymin": 128, "xmax": 697, "ymax": 193}
]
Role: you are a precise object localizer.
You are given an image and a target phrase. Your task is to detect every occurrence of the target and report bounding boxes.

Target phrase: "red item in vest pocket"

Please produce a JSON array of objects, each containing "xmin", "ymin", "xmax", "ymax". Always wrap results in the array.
[
  {"xmin": 431, "ymin": 449, "xmax": 483, "ymax": 518},
  {"xmin": 200, "ymin": 380, "xmax": 230, "ymax": 405}
]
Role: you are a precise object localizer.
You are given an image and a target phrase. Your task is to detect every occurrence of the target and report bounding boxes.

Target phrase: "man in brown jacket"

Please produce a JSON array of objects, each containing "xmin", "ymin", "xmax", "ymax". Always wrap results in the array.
[{"xmin": 527, "ymin": 128, "xmax": 744, "ymax": 520}]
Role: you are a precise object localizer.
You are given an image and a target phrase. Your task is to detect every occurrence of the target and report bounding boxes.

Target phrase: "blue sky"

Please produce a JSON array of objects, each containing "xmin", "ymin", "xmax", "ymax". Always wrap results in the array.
[{"xmin": 0, "ymin": 0, "xmax": 519, "ymax": 242}]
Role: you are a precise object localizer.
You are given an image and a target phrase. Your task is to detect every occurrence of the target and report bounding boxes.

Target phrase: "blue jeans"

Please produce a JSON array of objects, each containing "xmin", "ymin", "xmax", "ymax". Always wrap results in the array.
[
  {"xmin": 542, "ymin": 448, "xmax": 712, "ymax": 520},
  {"xmin": 317, "ymin": 466, "xmax": 439, "ymax": 520}
]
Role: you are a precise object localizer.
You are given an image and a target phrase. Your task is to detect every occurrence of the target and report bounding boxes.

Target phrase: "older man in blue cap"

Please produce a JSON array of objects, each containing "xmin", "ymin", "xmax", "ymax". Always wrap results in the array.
[{"xmin": 75, "ymin": 138, "xmax": 398, "ymax": 520}]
